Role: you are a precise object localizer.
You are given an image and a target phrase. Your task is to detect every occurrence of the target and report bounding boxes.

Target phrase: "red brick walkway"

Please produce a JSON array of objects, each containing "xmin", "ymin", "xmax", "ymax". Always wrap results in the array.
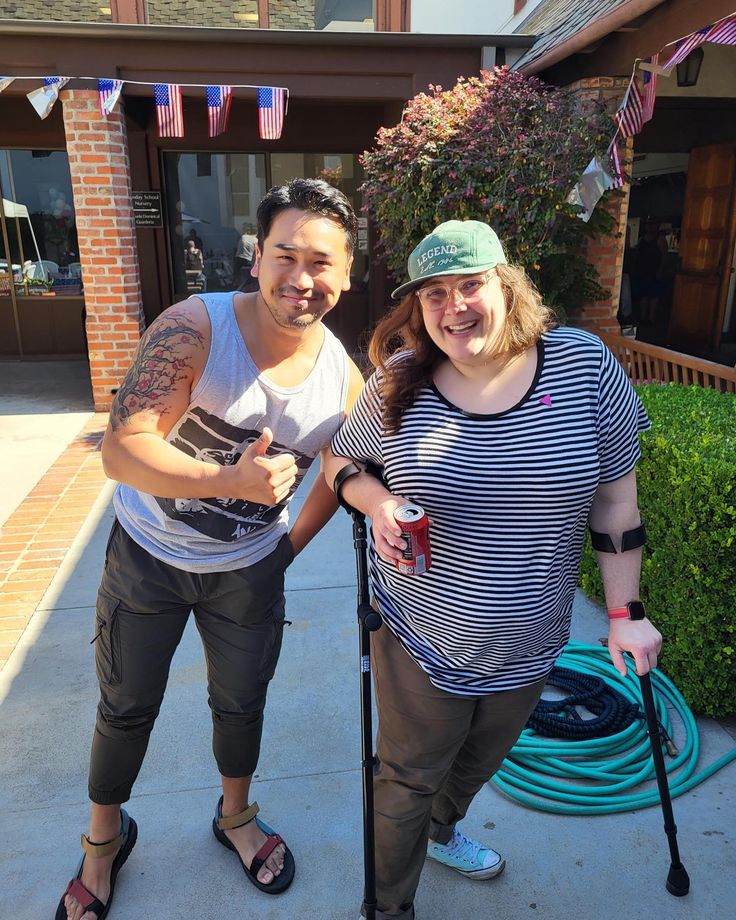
[{"xmin": 0, "ymin": 413, "xmax": 109, "ymax": 670}]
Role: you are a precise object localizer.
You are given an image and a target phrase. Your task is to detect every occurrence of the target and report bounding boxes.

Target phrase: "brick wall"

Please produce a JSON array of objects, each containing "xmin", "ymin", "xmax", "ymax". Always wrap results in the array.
[
  {"xmin": 61, "ymin": 90, "xmax": 144, "ymax": 412},
  {"xmin": 566, "ymin": 76, "xmax": 632, "ymax": 336}
]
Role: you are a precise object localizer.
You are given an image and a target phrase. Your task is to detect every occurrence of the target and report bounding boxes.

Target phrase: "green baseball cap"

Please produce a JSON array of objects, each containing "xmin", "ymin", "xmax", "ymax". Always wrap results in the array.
[{"xmin": 391, "ymin": 219, "xmax": 507, "ymax": 300}]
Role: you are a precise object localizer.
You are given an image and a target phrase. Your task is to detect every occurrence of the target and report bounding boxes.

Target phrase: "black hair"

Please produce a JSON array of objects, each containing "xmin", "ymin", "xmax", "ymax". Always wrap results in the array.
[{"xmin": 256, "ymin": 178, "xmax": 357, "ymax": 256}]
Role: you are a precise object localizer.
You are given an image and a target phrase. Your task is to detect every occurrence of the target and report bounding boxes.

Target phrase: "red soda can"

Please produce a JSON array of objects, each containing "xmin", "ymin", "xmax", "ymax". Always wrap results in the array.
[{"xmin": 394, "ymin": 504, "xmax": 431, "ymax": 575}]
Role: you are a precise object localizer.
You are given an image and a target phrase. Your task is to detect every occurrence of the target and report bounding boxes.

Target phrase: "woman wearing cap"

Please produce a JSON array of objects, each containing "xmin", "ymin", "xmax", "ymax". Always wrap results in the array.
[{"xmin": 325, "ymin": 219, "xmax": 661, "ymax": 920}]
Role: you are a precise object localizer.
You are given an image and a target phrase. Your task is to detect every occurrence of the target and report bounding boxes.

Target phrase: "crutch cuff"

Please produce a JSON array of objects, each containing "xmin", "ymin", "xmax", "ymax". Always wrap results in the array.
[
  {"xmin": 589, "ymin": 519, "xmax": 646, "ymax": 554},
  {"xmin": 333, "ymin": 461, "xmax": 364, "ymax": 512}
]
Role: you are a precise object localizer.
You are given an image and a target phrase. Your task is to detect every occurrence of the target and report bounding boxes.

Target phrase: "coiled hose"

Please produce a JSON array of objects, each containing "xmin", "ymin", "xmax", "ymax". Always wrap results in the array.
[{"xmin": 491, "ymin": 641, "xmax": 736, "ymax": 814}]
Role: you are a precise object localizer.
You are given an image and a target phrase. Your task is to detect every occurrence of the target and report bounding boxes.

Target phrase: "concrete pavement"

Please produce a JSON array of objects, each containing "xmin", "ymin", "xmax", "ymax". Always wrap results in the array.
[
  {"xmin": 0, "ymin": 360, "xmax": 93, "ymax": 528},
  {"xmin": 1, "ymin": 366, "xmax": 735, "ymax": 919}
]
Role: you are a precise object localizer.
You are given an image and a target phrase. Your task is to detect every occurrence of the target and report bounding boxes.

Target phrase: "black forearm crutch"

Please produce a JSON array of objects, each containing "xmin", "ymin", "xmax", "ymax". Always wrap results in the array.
[
  {"xmin": 351, "ymin": 509, "xmax": 382, "ymax": 920},
  {"xmin": 639, "ymin": 672, "xmax": 690, "ymax": 896}
]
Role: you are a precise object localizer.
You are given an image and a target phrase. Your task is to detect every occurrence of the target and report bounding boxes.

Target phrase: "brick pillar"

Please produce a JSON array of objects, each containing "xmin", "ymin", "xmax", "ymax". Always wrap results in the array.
[
  {"xmin": 567, "ymin": 77, "xmax": 632, "ymax": 336},
  {"xmin": 61, "ymin": 89, "xmax": 145, "ymax": 412}
]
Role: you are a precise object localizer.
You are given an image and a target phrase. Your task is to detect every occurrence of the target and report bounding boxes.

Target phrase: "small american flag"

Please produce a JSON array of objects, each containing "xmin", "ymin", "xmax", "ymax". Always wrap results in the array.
[
  {"xmin": 258, "ymin": 87, "xmax": 286, "ymax": 140},
  {"xmin": 154, "ymin": 83, "xmax": 184, "ymax": 138},
  {"xmin": 705, "ymin": 14, "xmax": 736, "ymax": 46},
  {"xmin": 641, "ymin": 55, "xmax": 658, "ymax": 124},
  {"xmin": 664, "ymin": 27, "xmax": 710, "ymax": 70},
  {"xmin": 98, "ymin": 79, "xmax": 123, "ymax": 117},
  {"xmin": 614, "ymin": 77, "xmax": 643, "ymax": 139},
  {"xmin": 609, "ymin": 139, "xmax": 625, "ymax": 189},
  {"xmin": 206, "ymin": 85, "xmax": 232, "ymax": 138}
]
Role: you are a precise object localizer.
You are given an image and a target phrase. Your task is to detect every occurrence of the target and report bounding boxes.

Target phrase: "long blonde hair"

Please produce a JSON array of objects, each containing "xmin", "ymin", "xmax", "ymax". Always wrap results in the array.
[{"xmin": 368, "ymin": 264, "xmax": 556, "ymax": 434}]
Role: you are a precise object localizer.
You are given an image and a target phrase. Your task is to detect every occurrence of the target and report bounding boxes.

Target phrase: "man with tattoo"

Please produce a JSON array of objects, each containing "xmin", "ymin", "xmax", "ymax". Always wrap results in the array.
[{"xmin": 57, "ymin": 179, "xmax": 365, "ymax": 920}]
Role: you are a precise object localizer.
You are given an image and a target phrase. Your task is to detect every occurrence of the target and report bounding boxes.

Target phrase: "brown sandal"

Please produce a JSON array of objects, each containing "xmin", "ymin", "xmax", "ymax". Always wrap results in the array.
[
  {"xmin": 212, "ymin": 796, "xmax": 295, "ymax": 894},
  {"xmin": 54, "ymin": 809, "xmax": 137, "ymax": 920}
]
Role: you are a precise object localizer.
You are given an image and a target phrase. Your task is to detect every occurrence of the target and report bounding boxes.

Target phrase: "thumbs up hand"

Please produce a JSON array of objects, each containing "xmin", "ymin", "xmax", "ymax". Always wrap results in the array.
[{"xmin": 222, "ymin": 427, "xmax": 299, "ymax": 505}]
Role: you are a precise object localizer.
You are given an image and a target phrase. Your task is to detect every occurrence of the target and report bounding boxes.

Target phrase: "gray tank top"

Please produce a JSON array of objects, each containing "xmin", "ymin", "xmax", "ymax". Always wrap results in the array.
[{"xmin": 114, "ymin": 291, "xmax": 350, "ymax": 572}]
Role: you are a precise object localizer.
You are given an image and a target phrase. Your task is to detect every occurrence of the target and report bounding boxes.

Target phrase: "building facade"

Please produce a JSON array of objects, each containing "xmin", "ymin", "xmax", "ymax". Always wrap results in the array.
[
  {"xmin": 514, "ymin": 0, "xmax": 736, "ymax": 366},
  {"xmin": 0, "ymin": 3, "xmax": 532, "ymax": 409}
]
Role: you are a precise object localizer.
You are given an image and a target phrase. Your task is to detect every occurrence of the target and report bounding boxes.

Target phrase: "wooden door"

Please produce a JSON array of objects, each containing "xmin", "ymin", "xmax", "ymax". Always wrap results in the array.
[{"xmin": 668, "ymin": 143, "xmax": 736, "ymax": 353}]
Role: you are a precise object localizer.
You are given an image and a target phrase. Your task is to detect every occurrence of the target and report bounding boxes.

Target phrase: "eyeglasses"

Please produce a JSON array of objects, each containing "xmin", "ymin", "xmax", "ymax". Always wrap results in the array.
[{"xmin": 416, "ymin": 271, "xmax": 495, "ymax": 311}]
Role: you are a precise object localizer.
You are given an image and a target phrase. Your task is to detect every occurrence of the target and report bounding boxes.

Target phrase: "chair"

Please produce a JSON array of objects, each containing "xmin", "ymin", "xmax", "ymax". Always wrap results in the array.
[
  {"xmin": 68, "ymin": 262, "xmax": 83, "ymax": 278},
  {"xmin": 24, "ymin": 260, "xmax": 59, "ymax": 280}
]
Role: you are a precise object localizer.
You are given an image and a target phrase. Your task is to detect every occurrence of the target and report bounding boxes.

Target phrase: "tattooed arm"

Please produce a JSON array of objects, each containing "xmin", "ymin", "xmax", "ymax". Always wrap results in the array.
[{"xmin": 102, "ymin": 299, "xmax": 298, "ymax": 504}]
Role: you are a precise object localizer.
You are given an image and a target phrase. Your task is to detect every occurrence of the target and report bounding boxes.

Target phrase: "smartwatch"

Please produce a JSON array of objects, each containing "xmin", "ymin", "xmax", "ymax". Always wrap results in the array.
[{"xmin": 608, "ymin": 601, "xmax": 647, "ymax": 620}]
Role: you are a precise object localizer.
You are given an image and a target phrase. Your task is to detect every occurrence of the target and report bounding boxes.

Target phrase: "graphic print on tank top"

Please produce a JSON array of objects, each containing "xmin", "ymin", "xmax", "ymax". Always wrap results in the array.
[{"xmin": 156, "ymin": 406, "xmax": 312, "ymax": 542}]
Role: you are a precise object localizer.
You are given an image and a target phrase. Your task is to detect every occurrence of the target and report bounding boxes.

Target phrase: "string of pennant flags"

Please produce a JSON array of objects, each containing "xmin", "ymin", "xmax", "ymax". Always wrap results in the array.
[
  {"xmin": 3, "ymin": 11, "xmax": 735, "ymax": 211},
  {"xmin": 570, "ymin": 10, "xmax": 736, "ymax": 220},
  {"xmin": 0, "ymin": 75, "xmax": 289, "ymax": 140}
]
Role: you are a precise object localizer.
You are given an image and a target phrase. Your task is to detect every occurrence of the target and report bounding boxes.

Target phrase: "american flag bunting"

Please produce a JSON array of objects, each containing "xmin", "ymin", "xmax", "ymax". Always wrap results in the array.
[
  {"xmin": 154, "ymin": 83, "xmax": 184, "ymax": 137},
  {"xmin": 609, "ymin": 139, "xmax": 625, "ymax": 189},
  {"xmin": 27, "ymin": 77, "xmax": 70, "ymax": 119},
  {"xmin": 614, "ymin": 77, "xmax": 644, "ymax": 139},
  {"xmin": 257, "ymin": 87, "xmax": 286, "ymax": 140},
  {"xmin": 664, "ymin": 26, "xmax": 710, "ymax": 69},
  {"xmin": 206, "ymin": 85, "xmax": 232, "ymax": 137},
  {"xmin": 641, "ymin": 54, "xmax": 658, "ymax": 124},
  {"xmin": 665, "ymin": 15, "xmax": 736, "ymax": 70},
  {"xmin": 705, "ymin": 14, "xmax": 736, "ymax": 45},
  {"xmin": 98, "ymin": 79, "xmax": 123, "ymax": 117}
]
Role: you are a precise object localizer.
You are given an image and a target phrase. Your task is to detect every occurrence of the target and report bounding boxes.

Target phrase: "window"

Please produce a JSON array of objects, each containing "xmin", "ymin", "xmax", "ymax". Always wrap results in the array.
[
  {"xmin": 269, "ymin": 0, "xmax": 375, "ymax": 31},
  {"xmin": 0, "ymin": 150, "xmax": 82, "ymax": 298},
  {"xmin": 146, "ymin": 0, "xmax": 260, "ymax": 28},
  {"xmin": 4, "ymin": 2, "xmax": 111, "ymax": 23},
  {"xmin": 162, "ymin": 152, "xmax": 268, "ymax": 299}
]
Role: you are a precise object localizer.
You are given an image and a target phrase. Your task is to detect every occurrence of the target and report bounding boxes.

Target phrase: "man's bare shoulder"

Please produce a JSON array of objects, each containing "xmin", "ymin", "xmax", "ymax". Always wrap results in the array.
[{"xmin": 158, "ymin": 295, "xmax": 212, "ymax": 339}]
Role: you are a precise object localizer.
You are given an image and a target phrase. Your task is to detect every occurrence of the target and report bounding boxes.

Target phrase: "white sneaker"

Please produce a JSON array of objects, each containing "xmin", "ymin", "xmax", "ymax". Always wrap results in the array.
[{"xmin": 426, "ymin": 829, "xmax": 506, "ymax": 880}]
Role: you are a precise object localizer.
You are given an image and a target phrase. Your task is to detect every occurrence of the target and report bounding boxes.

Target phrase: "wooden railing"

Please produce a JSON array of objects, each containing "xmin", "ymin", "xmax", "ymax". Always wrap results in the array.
[{"xmin": 600, "ymin": 333, "xmax": 736, "ymax": 393}]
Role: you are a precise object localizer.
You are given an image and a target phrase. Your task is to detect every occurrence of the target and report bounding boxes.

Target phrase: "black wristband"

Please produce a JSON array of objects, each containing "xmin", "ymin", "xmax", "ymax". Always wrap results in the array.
[{"xmin": 333, "ymin": 462, "xmax": 363, "ymax": 512}]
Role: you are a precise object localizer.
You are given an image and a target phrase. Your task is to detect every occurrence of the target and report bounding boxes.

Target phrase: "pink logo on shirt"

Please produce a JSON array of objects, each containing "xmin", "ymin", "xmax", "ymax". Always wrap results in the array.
[{"xmin": 539, "ymin": 394, "xmax": 552, "ymax": 406}]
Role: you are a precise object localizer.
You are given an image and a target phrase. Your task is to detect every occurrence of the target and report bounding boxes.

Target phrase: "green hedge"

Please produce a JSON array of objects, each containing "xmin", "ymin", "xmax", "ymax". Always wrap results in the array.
[{"xmin": 579, "ymin": 383, "xmax": 736, "ymax": 716}]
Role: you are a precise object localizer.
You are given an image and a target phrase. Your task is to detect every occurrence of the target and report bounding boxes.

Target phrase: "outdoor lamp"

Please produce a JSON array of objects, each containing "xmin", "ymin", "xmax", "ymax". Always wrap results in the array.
[{"xmin": 676, "ymin": 47, "xmax": 704, "ymax": 87}]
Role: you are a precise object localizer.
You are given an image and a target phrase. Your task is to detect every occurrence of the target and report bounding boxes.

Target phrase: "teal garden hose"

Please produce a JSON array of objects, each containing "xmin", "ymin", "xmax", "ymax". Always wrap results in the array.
[{"xmin": 492, "ymin": 641, "xmax": 736, "ymax": 815}]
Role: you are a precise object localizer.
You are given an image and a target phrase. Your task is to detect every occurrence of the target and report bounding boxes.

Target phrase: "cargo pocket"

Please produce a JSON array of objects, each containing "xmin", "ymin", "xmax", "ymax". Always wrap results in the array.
[
  {"xmin": 93, "ymin": 590, "xmax": 122, "ymax": 685},
  {"xmin": 258, "ymin": 597, "xmax": 287, "ymax": 683}
]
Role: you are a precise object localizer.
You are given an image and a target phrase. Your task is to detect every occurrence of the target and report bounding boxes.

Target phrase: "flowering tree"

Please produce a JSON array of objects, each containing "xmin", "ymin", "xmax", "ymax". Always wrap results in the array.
[{"xmin": 361, "ymin": 68, "xmax": 618, "ymax": 318}]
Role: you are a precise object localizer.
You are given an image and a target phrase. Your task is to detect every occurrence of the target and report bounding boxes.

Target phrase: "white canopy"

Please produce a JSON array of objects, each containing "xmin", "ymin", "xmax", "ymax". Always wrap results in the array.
[
  {"xmin": 2, "ymin": 198, "xmax": 30, "ymax": 220},
  {"xmin": 1, "ymin": 198, "xmax": 43, "ymax": 267}
]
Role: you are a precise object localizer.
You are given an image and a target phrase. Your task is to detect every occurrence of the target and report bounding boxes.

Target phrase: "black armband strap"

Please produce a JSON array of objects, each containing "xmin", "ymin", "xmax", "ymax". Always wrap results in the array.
[
  {"xmin": 333, "ymin": 462, "xmax": 364, "ymax": 512},
  {"xmin": 589, "ymin": 520, "xmax": 646, "ymax": 554}
]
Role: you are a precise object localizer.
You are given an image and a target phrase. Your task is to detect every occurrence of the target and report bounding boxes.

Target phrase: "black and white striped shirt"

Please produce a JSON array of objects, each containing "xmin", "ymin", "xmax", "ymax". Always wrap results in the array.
[{"xmin": 331, "ymin": 326, "xmax": 650, "ymax": 695}]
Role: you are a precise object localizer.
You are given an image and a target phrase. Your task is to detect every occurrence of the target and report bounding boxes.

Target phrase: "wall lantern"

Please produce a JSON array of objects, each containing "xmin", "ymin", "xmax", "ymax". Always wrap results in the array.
[{"xmin": 676, "ymin": 47, "xmax": 704, "ymax": 87}]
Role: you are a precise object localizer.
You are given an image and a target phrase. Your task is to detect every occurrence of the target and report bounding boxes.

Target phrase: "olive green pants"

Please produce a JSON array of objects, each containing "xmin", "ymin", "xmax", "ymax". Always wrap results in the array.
[
  {"xmin": 88, "ymin": 519, "xmax": 293, "ymax": 804},
  {"xmin": 370, "ymin": 624, "xmax": 546, "ymax": 918}
]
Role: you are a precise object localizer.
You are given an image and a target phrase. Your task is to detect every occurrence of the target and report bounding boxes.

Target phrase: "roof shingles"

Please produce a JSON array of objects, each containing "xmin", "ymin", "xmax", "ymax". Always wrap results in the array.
[{"xmin": 513, "ymin": 0, "xmax": 636, "ymax": 69}]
